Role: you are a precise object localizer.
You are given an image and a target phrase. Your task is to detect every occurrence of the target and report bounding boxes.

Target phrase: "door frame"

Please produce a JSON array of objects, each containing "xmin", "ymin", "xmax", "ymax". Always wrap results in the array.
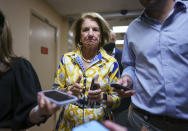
[{"xmin": 29, "ymin": 10, "xmax": 58, "ymax": 75}]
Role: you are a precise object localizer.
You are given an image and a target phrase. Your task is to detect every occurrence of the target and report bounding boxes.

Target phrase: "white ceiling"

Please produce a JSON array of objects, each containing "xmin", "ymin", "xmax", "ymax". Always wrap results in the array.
[
  {"xmin": 44, "ymin": 0, "xmax": 144, "ymax": 26},
  {"xmin": 44, "ymin": 0, "xmax": 144, "ymax": 45}
]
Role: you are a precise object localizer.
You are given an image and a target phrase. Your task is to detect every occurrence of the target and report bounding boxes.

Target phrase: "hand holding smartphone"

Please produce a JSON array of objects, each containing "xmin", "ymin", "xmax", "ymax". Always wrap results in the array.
[
  {"xmin": 41, "ymin": 90, "xmax": 78, "ymax": 106},
  {"xmin": 111, "ymin": 83, "xmax": 131, "ymax": 91},
  {"xmin": 90, "ymin": 75, "xmax": 99, "ymax": 90},
  {"xmin": 90, "ymin": 79, "xmax": 98, "ymax": 90}
]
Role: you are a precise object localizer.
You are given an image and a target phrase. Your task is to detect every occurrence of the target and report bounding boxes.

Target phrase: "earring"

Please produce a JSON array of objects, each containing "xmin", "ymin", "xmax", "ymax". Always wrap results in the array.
[{"xmin": 78, "ymin": 42, "xmax": 82, "ymax": 48}]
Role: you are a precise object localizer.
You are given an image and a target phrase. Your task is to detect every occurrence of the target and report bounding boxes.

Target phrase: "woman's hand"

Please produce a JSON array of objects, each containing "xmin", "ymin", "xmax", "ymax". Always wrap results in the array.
[
  {"xmin": 37, "ymin": 92, "xmax": 59, "ymax": 116},
  {"xmin": 29, "ymin": 92, "xmax": 59, "ymax": 124},
  {"xmin": 88, "ymin": 82, "xmax": 102, "ymax": 103},
  {"xmin": 67, "ymin": 76, "xmax": 82, "ymax": 97}
]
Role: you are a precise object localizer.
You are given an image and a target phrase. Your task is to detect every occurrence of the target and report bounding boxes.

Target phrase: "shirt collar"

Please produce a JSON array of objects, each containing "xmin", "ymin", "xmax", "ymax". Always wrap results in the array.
[
  {"xmin": 140, "ymin": 0, "xmax": 187, "ymax": 25},
  {"xmin": 73, "ymin": 48, "xmax": 104, "ymax": 63},
  {"xmin": 174, "ymin": 0, "xmax": 187, "ymax": 11},
  {"xmin": 141, "ymin": 0, "xmax": 187, "ymax": 19}
]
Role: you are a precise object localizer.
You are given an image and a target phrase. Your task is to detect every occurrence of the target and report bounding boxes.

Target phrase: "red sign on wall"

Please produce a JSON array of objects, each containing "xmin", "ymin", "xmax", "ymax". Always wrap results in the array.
[{"xmin": 41, "ymin": 47, "xmax": 48, "ymax": 54}]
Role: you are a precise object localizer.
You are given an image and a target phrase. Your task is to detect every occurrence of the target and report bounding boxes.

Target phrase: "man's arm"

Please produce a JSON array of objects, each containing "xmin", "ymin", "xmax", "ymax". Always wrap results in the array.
[{"xmin": 116, "ymin": 35, "xmax": 136, "ymax": 98}]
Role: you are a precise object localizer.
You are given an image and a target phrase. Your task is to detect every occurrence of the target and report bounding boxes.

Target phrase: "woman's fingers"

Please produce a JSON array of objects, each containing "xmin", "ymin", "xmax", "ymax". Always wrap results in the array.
[
  {"xmin": 88, "ymin": 89, "xmax": 102, "ymax": 102},
  {"xmin": 38, "ymin": 92, "xmax": 45, "ymax": 109},
  {"xmin": 37, "ymin": 92, "xmax": 59, "ymax": 116},
  {"xmin": 44, "ymin": 99, "xmax": 59, "ymax": 115},
  {"xmin": 69, "ymin": 83, "xmax": 82, "ymax": 96},
  {"xmin": 76, "ymin": 76, "xmax": 82, "ymax": 83}
]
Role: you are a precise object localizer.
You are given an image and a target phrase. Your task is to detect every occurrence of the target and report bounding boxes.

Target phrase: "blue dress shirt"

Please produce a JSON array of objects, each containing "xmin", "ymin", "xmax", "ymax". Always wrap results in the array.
[{"xmin": 122, "ymin": 0, "xmax": 188, "ymax": 119}]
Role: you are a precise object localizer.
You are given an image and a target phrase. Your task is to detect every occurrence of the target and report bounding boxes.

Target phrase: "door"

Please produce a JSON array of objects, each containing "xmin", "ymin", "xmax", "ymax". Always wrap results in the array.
[{"xmin": 29, "ymin": 13, "xmax": 57, "ymax": 131}]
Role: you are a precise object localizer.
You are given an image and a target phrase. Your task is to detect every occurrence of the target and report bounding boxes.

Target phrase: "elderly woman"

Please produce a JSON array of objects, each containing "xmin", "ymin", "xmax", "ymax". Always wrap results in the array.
[
  {"xmin": 0, "ymin": 10, "xmax": 59, "ymax": 130},
  {"xmin": 55, "ymin": 12, "xmax": 120, "ymax": 130}
]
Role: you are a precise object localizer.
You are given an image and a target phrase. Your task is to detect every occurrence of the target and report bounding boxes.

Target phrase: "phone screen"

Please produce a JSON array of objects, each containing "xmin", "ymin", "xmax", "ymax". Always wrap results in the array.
[
  {"xmin": 73, "ymin": 120, "xmax": 109, "ymax": 131},
  {"xmin": 44, "ymin": 90, "xmax": 73, "ymax": 102},
  {"xmin": 42, "ymin": 90, "xmax": 77, "ymax": 106}
]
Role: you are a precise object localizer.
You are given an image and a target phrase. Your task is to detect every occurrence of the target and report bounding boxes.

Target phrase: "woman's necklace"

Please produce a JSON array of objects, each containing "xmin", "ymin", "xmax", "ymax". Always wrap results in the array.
[
  {"xmin": 81, "ymin": 51, "xmax": 93, "ymax": 63},
  {"xmin": 81, "ymin": 56, "xmax": 92, "ymax": 63}
]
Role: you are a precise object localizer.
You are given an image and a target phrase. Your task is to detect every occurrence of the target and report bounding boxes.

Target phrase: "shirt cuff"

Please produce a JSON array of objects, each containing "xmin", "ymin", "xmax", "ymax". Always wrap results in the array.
[{"xmin": 121, "ymin": 66, "xmax": 136, "ymax": 87}]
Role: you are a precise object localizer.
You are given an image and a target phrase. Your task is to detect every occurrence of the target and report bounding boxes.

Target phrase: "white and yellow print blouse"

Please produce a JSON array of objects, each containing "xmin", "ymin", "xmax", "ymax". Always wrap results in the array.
[{"xmin": 55, "ymin": 48, "xmax": 120, "ymax": 131}]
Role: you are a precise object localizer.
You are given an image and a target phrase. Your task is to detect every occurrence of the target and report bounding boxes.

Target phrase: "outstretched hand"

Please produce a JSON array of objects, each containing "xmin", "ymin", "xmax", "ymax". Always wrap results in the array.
[
  {"xmin": 30, "ymin": 92, "xmax": 60, "ymax": 123},
  {"xmin": 37, "ymin": 92, "xmax": 59, "ymax": 116}
]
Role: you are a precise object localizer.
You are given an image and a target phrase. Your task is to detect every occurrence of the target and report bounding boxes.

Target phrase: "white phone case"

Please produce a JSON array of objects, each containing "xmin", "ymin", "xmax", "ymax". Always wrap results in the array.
[{"xmin": 41, "ymin": 90, "xmax": 78, "ymax": 106}]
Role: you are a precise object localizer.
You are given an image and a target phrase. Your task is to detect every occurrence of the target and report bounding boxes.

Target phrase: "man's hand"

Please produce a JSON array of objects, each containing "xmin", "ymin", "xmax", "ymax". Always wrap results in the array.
[
  {"xmin": 118, "ymin": 75, "xmax": 132, "ymax": 88},
  {"xmin": 115, "ymin": 75, "xmax": 135, "ymax": 98}
]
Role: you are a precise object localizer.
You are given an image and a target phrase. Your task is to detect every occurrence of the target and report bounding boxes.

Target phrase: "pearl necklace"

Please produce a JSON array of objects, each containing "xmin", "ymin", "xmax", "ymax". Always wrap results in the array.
[
  {"xmin": 82, "ymin": 56, "xmax": 93, "ymax": 63},
  {"xmin": 81, "ymin": 51, "xmax": 93, "ymax": 63}
]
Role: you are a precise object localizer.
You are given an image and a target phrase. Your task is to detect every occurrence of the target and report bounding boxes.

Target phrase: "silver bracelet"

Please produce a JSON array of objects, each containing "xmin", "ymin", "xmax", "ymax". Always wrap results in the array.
[{"xmin": 33, "ymin": 105, "xmax": 46, "ymax": 121}]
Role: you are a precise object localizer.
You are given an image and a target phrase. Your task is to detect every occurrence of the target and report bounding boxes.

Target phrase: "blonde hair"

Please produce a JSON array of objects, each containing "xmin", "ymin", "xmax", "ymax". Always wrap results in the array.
[{"xmin": 72, "ymin": 12, "xmax": 111, "ymax": 48}]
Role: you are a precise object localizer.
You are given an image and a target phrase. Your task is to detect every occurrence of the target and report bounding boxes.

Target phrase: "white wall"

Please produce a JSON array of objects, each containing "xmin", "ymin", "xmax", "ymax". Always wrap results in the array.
[
  {"xmin": 0, "ymin": 0, "xmax": 69, "ymax": 63},
  {"xmin": 0, "ymin": 0, "xmax": 69, "ymax": 130}
]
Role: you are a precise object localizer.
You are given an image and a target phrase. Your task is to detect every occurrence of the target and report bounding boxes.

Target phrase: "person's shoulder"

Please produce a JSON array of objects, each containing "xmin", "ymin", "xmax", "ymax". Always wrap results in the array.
[
  {"xmin": 59, "ymin": 49, "xmax": 78, "ymax": 64},
  {"xmin": 10, "ymin": 57, "xmax": 36, "ymax": 77},
  {"xmin": 115, "ymin": 48, "xmax": 123, "ymax": 58},
  {"xmin": 63, "ymin": 49, "xmax": 78, "ymax": 57},
  {"xmin": 126, "ymin": 16, "xmax": 142, "ymax": 36},
  {"xmin": 181, "ymin": 0, "xmax": 188, "ymax": 4},
  {"xmin": 182, "ymin": 0, "xmax": 188, "ymax": 9},
  {"xmin": 128, "ymin": 16, "xmax": 141, "ymax": 28},
  {"xmin": 12, "ymin": 57, "xmax": 31, "ymax": 67},
  {"xmin": 115, "ymin": 48, "xmax": 122, "ymax": 53},
  {"xmin": 101, "ymin": 48, "xmax": 117, "ymax": 62},
  {"xmin": 130, "ymin": 15, "xmax": 142, "ymax": 23},
  {"xmin": 103, "ymin": 43, "xmax": 115, "ymax": 52},
  {"xmin": 11, "ymin": 57, "xmax": 35, "ymax": 73}
]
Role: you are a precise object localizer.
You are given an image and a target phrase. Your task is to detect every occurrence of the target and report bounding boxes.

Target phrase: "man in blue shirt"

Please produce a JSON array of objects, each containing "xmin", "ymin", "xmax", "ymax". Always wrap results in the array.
[{"xmin": 116, "ymin": 0, "xmax": 188, "ymax": 130}]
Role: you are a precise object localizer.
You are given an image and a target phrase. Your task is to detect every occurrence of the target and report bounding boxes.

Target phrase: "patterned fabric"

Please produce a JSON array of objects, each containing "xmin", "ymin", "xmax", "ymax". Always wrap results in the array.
[{"xmin": 55, "ymin": 48, "xmax": 120, "ymax": 131}]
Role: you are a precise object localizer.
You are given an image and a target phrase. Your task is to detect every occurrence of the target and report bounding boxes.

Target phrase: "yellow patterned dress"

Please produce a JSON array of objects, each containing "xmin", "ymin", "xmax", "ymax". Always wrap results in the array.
[{"xmin": 55, "ymin": 48, "xmax": 120, "ymax": 131}]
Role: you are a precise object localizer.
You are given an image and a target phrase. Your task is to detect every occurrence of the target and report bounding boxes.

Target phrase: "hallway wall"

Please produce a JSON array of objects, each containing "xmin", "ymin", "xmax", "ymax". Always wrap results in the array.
[
  {"xmin": 0, "ymin": 0, "xmax": 69, "ymax": 130},
  {"xmin": 0, "ymin": 0, "xmax": 69, "ymax": 63}
]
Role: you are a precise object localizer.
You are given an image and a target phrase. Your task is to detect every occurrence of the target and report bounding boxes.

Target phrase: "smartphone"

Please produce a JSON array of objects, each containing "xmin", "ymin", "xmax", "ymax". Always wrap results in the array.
[
  {"xmin": 41, "ymin": 90, "xmax": 78, "ymax": 106},
  {"xmin": 111, "ymin": 83, "xmax": 131, "ymax": 91},
  {"xmin": 72, "ymin": 120, "xmax": 109, "ymax": 131},
  {"xmin": 90, "ymin": 79, "xmax": 98, "ymax": 90},
  {"xmin": 90, "ymin": 75, "xmax": 99, "ymax": 90}
]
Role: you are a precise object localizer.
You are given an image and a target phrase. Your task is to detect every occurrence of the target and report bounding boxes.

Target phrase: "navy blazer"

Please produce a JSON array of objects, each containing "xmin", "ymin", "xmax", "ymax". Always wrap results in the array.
[
  {"xmin": 113, "ymin": 48, "xmax": 131, "ymax": 113},
  {"xmin": 114, "ymin": 48, "xmax": 123, "ymax": 75}
]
